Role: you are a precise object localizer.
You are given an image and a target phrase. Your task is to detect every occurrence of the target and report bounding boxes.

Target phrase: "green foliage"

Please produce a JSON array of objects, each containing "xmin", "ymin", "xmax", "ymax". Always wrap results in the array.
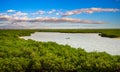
[
  {"xmin": 37, "ymin": 29, "xmax": 120, "ymax": 38},
  {"xmin": 0, "ymin": 29, "xmax": 120, "ymax": 72}
]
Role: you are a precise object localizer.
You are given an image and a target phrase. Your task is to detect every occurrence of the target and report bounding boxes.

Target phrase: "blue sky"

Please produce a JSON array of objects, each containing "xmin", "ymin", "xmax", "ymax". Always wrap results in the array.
[{"xmin": 0, "ymin": 0, "xmax": 120, "ymax": 29}]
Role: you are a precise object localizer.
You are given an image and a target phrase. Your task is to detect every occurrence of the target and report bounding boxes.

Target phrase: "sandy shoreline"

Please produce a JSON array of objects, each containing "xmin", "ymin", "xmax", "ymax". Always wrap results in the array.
[{"xmin": 112, "ymin": 37, "xmax": 120, "ymax": 39}]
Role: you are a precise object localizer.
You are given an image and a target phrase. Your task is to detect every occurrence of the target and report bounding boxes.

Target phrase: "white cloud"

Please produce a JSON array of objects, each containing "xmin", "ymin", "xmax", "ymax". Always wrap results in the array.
[
  {"xmin": 56, "ymin": 13, "xmax": 59, "ymax": 15},
  {"xmin": 37, "ymin": 10, "xmax": 45, "ymax": 14},
  {"xmin": 62, "ymin": 8, "xmax": 120, "ymax": 16},
  {"xmin": 13, "ymin": 11, "xmax": 28, "ymax": 17},
  {"xmin": 32, "ymin": 10, "xmax": 45, "ymax": 15},
  {"xmin": 31, "ymin": 9, "xmax": 63, "ymax": 16},
  {"xmin": 0, "ymin": 15, "xmax": 12, "ymax": 21},
  {"xmin": 48, "ymin": 9, "xmax": 56, "ymax": 14},
  {"xmin": 7, "ymin": 9, "xmax": 16, "ymax": 12},
  {"xmin": 0, "ymin": 15, "xmax": 105, "ymax": 24}
]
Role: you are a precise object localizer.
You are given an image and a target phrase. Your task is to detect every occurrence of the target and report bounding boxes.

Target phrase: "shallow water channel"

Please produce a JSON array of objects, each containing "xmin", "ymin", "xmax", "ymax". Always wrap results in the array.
[{"xmin": 21, "ymin": 32, "xmax": 120, "ymax": 55}]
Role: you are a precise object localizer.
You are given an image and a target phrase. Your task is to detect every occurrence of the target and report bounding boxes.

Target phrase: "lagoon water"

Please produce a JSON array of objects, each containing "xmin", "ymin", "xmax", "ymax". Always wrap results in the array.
[{"xmin": 21, "ymin": 32, "xmax": 120, "ymax": 55}]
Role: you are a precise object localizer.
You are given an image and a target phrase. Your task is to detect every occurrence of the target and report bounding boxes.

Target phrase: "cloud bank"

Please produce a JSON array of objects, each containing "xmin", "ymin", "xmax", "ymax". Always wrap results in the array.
[
  {"xmin": 0, "ymin": 15, "xmax": 104, "ymax": 24},
  {"xmin": 1, "ymin": 8, "xmax": 119, "ymax": 25},
  {"xmin": 62, "ymin": 8, "xmax": 119, "ymax": 16}
]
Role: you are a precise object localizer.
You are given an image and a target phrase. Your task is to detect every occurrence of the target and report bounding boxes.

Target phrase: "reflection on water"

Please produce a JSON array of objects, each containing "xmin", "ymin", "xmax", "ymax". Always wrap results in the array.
[{"xmin": 21, "ymin": 32, "xmax": 120, "ymax": 55}]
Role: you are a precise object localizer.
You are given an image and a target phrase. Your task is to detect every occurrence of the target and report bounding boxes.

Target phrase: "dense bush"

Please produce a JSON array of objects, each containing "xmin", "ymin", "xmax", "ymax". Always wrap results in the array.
[
  {"xmin": 37, "ymin": 29, "xmax": 120, "ymax": 38},
  {"xmin": 0, "ymin": 29, "xmax": 120, "ymax": 72}
]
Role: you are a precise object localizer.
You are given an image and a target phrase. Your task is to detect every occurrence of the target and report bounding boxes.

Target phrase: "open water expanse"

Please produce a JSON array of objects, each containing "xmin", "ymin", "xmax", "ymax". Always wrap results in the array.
[{"xmin": 21, "ymin": 32, "xmax": 120, "ymax": 55}]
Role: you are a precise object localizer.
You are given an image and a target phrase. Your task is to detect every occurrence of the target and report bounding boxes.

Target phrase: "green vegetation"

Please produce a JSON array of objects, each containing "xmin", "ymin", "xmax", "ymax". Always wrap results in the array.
[
  {"xmin": 0, "ymin": 29, "xmax": 120, "ymax": 72},
  {"xmin": 36, "ymin": 29, "xmax": 120, "ymax": 38}
]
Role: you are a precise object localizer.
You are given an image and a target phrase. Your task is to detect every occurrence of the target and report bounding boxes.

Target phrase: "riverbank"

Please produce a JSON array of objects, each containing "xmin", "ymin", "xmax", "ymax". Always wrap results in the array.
[
  {"xmin": 1, "ymin": 29, "xmax": 120, "ymax": 38},
  {"xmin": 0, "ymin": 29, "xmax": 120, "ymax": 72},
  {"xmin": 112, "ymin": 37, "xmax": 120, "ymax": 39},
  {"xmin": 20, "ymin": 32, "xmax": 120, "ymax": 55},
  {"xmin": 38, "ymin": 29, "xmax": 120, "ymax": 38}
]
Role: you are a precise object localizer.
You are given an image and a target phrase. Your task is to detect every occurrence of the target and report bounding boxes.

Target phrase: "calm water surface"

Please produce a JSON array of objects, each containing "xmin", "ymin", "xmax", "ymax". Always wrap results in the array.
[{"xmin": 21, "ymin": 32, "xmax": 120, "ymax": 55}]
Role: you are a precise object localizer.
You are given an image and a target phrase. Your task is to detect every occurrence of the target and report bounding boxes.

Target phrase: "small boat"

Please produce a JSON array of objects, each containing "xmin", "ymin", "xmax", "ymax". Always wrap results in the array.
[{"xmin": 65, "ymin": 37, "xmax": 70, "ymax": 39}]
